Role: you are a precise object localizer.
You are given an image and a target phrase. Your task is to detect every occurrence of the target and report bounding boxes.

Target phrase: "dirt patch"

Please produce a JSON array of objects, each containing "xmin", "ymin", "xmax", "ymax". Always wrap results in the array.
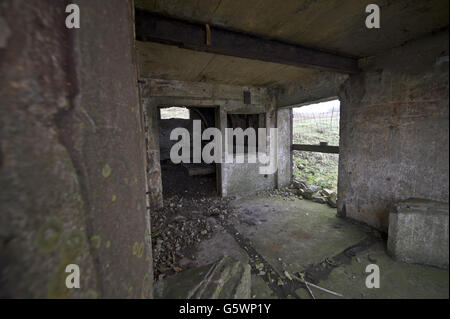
[{"xmin": 161, "ymin": 162, "xmax": 217, "ymax": 198}]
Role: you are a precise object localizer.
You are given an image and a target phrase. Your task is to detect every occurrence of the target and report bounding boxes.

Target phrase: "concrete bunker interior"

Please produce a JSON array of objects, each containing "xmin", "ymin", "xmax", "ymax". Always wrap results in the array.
[{"xmin": 0, "ymin": 0, "xmax": 448, "ymax": 299}]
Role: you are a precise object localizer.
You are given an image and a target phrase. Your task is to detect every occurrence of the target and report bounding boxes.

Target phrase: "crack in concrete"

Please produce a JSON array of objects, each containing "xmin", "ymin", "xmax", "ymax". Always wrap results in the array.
[
  {"xmin": 223, "ymin": 222, "xmax": 377, "ymax": 299},
  {"xmin": 223, "ymin": 223, "xmax": 300, "ymax": 299}
]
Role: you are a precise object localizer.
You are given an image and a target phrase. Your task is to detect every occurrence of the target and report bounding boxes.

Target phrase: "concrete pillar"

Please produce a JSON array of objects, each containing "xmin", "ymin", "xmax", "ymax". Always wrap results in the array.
[
  {"xmin": 0, "ymin": 0, "xmax": 153, "ymax": 298},
  {"xmin": 140, "ymin": 83, "xmax": 164, "ymax": 210},
  {"xmin": 276, "ymin": 108, "xmax": 292, "ymax": 188}
]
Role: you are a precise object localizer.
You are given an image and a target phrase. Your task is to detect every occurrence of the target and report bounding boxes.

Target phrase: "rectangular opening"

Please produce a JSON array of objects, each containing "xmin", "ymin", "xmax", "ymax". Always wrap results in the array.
[
  {"xmin": 292, "ymin": 99, "xmax": 340, "ymax": 198},
  {"xmin": 160, "ymin": 106, "xmax": 190, "ymax": 119},
  {"xmin": 159, "ymin": 106, "xmax": 219, "ymax": 198},
  {"xmin": 226, "ymin": 113, "xmax": 266, "ymax": 154}
]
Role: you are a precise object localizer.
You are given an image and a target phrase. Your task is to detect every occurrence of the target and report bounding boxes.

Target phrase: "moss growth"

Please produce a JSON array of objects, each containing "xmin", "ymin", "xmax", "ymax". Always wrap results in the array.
[
  {"xmin": 292, "ymin": 116, "xmax": 339, "ymax": 192},
  {"xmin": 102, "ymin": 164, "xmax": 112, "ymax": 178},
  {"xmin": 63, "ymin": 230, "xmax": 86, "ymax": 259},
  {"xmin": 35, "ymin": 219, "xmax": 64, "ymax": 253},
  {"xmin": 90, "ymin": 235, "xmax": 101, "ymax": 249}
]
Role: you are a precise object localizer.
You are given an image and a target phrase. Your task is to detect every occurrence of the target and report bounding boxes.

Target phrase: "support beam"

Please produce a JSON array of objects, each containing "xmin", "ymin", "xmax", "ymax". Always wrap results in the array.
[
  {"xmin": 135, "ymin": 9, "xmax": 359, "ymax": 74},
  {"xmin": 292, "ymin": 144, "xmax": 339, "ymax": 154}
]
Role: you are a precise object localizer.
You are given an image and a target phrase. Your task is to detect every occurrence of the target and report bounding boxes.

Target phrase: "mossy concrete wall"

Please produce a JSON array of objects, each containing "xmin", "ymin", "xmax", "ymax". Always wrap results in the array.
[
  {"xmin": 0, "ymin": 0, "xmax": 153, "ymax": 298},
  {"xmin": 338, "ymin": 30, "xmax": 449, "ymax": 232}
]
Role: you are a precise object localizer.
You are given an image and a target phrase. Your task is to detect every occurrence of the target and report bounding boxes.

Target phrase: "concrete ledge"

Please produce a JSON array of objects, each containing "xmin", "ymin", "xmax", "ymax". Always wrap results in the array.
[{"xmin": 388, "ymin": 198, "xmax": 449, "ymax": 269}]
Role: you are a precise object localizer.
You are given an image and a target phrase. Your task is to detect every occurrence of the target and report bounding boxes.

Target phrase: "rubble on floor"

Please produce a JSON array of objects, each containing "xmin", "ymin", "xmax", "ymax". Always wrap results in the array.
[
  {"xmin": 256, "ymin": 180, "xmax": 337, "ymax": 208},
  {"xmin": 151, "ymin": 193, "xmax": 449, "ymax": 299},
  {"xmin": 151, "ymin": 194, "xmax": 238, "ymax": 279}
]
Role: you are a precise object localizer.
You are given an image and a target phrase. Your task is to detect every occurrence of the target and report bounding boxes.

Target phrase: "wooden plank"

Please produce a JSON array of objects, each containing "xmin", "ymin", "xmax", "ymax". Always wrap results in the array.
[
  {"xmin": 135, "ymin": 9, "xmax": 359, "ymax": 74},
  {"xmin": 292, "ymin": 144, "xmax": 339, "ymax": 154}
]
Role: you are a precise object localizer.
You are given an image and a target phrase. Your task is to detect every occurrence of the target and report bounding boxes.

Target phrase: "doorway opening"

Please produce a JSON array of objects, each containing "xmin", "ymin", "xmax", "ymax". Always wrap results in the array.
[
  {"xmin": 291, "ymin": 99, "xmax": 340, "ymax": 206},
  {"xmin": 158, "ymin": 106, "xmax": 219, "ymax": 198}
]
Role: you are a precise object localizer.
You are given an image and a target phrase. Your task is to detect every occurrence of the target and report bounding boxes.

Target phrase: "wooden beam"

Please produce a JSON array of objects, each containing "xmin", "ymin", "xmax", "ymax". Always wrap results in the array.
[
  {"xmin": 135, "ymin": 9, "xmax": 359, "ymax": 74},
  {"xmin": 292, "ymin": 144, "xmax": 339, "ymax": 154}
]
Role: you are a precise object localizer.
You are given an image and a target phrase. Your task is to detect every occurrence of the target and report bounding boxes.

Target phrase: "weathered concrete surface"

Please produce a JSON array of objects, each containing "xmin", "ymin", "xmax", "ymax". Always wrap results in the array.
[
  {"xmin": 154, "ymin": 257, "xmax": 251, "ymax": 299},
  {"xmin": 0, "ymin": 0, "xmax": 152, "ymax": 298},
  {"xmin": 141, "ymin": 82, "xmax": 164, "ymax": 209},
  {"xmin": 338, "ymin": 30, "xmax": 449, "ymax": 232},
  {"xmin": 158, "ymin": 193, "xmax": 449, "ymax": 298},
  {"xmin": 136, "ymin": 0, "xmax": 448, "ymax": 58},
  {"xmin": 231, "ymin": 197, "xmax": 367, "ymax": 273},
  {"xmin": 222, "ymin": 160, "xmax": 276, "ymax": 197},
  {"xmin": 276, "ymin": 108, "xmax": 292, "ymax": 188},
  {"xmin": 188, "ymin": 232, "xmax": 249, "ymax": 267},
  {"xmin": 135, "ymin": 0, "xmax": 448, "ymax": 87},
  {"xmin": 274, "ymin": 72, "xmax": 347, "ymax": 108},
  {"xmin": 310, "ymin": 240, "xmax": 449, "ymax": 299},
  {"xmin": 231, "ymin": 195, "xmax": 448, "ymax": 298},
  {"xmin": 388, "ymin": 199, "xmax": 449, "ymax": 269},
  {"xmin": 139, "ymin": 78, "xmax": 281, "ymax": 197},
  {"xmin": 145, "ymin": 78, "xmax": 268, "ymax": 110}
]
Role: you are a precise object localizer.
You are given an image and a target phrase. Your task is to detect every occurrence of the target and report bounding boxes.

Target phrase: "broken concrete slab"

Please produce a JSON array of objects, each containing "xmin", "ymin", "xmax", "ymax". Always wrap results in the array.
[
  {"xmin": 154, "ymin": 257, "xmax": 251, "ymax": 299},
  {"xmin": 388, "ymin": 198, "xmax": 449, "ymax": 269},
  {"xmin": 154, "ymin": 193, "xmax": 449, "ymax": 299},
  {"xmin": 192, "ymin": 232, "xmax": 249, "ymax": 267}
]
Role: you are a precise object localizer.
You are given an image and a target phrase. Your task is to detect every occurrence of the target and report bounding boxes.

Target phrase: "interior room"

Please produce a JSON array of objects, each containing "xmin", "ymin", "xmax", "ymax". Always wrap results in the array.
[{"xmin": 0, "ymin": 0, "xmax": 448, "ymax": 300}]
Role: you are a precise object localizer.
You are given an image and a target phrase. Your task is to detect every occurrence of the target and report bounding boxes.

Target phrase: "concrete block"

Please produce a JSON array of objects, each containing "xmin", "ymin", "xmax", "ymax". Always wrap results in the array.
[{"xmin": 388, "ymin": 198, "xmax": 449, "ymax": 269}]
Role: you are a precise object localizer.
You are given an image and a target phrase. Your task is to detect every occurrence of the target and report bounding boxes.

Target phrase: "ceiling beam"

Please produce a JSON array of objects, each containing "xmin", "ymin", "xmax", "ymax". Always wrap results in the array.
[{"xmin": 135, "ymin": 9, "xmax": 359, "ymax": 74}]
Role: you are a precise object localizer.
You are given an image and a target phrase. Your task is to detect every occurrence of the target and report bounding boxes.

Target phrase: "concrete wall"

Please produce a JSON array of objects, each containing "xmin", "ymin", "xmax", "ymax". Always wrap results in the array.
[
  {"xmin": 141, "ymin": 85, "xmax": 164, "ymax": 209},
  {"xmin": 0, "ymin": 0, "xmax": 153, "ymax": 298},
  {"xmin": 139, "ymin": 78, "xmax": 281, "ymax": 197},
  {"xmin": 276, "ymin": 108, "xmax": 292, "ymax": 188},
  {"xmin": 274, "ymin": 72, "xmax": 348, "ymax": 108},
  {"xmin": 222, "ymin": 160, "xmax": 276, "ymax": 196},
  {"xmin": 338, "ymin": 30, "xmax": 449, "ymax": 232}
]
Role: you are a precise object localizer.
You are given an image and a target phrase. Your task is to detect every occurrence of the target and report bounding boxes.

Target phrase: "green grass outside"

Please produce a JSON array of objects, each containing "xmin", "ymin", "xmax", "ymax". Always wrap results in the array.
[{"xmin": 292, "ymin": 116, "xmax": 339, "ymax": 192}]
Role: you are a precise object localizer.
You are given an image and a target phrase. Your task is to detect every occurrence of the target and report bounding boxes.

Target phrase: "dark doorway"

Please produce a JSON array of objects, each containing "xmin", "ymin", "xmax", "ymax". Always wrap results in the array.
[{"xmin": 159, "ymin": 106, "xmax": 219, "ymax": 198}]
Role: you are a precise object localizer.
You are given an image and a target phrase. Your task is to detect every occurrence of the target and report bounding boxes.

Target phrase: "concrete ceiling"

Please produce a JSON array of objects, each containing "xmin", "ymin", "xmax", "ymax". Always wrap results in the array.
[{"xmin": 135, "ymin": 0, "xmax": 449, "ymax": 86}]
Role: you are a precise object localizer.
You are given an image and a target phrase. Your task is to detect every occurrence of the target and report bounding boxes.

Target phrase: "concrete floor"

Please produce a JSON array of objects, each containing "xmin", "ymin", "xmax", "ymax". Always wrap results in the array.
[{"xmin": 160, "ymin": 195, "xmax": 449, "ymax": 299}]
